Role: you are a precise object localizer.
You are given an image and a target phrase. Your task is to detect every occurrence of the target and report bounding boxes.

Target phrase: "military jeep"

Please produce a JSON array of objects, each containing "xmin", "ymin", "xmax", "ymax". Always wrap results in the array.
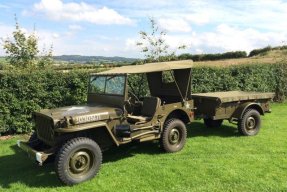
[{"xmin": 17, "ymin": 60, "xmax": 274, "ymax": 185}]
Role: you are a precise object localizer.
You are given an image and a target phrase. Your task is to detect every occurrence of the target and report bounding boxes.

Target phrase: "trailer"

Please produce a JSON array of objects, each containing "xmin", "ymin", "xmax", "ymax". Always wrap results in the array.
[{"xmin": 192, "ymin": 91, "xmax": 274, "ymax": 135}]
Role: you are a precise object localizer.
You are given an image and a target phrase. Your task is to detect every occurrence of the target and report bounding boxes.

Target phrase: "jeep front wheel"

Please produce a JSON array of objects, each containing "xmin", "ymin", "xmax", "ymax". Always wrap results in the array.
[
  {"xmin": 161, "ymin": 118, "xmax": 187, "ymax": 153},
  {"xmin": 55, "ymin": 137, "xmax": 102, "ymax": 185}
]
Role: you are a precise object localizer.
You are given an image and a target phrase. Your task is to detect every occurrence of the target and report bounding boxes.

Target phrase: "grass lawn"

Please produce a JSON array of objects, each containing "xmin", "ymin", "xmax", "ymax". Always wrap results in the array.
[{"xmin": 0, "ymin": 102, "xmax": 286, "ymax": 192}]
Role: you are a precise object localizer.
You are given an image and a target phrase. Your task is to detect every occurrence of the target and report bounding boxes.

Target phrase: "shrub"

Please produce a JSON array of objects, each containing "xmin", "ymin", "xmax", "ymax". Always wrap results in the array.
[
  {"xmin": 178, "ymin": 51, "xmax": 247, "ymax": 61},
  {"xmin": 0, "ymin": 69, "xmax": 89, "ymax": 134},
  {"xmin": 192, "ymin": 64, "xmax": 281, "ymax": 95},
  {"xmin": 0, "ymin": 63, "xmax": 286, "ymax": 134},
  {"xmin": 249, "ymin": 46, "xmax": 272, "ymax": 57}
]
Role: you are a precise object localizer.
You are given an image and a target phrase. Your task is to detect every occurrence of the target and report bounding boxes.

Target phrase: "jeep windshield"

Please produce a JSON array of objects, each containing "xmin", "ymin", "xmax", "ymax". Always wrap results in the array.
[{"xmin": 89, "ymin": 75, "xmax": 126, "ymax": 96}]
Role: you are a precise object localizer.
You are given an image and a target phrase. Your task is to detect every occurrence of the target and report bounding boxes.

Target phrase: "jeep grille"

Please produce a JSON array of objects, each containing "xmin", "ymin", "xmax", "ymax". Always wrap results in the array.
[{"xmin": 34, "ymin": 114, "xmax": 54, "ymax": 144}]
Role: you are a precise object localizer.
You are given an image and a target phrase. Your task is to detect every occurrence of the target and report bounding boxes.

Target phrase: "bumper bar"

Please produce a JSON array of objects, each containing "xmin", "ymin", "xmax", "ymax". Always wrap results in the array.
[{"xmin": 17, "ymin": 140, "xmax": 50, "ymax": 165}]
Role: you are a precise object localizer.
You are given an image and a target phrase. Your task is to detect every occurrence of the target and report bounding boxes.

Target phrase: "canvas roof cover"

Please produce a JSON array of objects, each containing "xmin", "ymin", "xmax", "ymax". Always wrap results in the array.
[
  {"xmin": 191, "ymin": 91, "xmax": 275, "ymax": 103},
  {"xmin": 97, "ymin": 60, "xmax": 193, "ymax": 74}
]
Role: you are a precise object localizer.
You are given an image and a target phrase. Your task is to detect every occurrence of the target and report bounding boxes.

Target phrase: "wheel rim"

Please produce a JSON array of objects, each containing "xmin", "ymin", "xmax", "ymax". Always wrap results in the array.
[
  {"xmin": 246, "ymin": 116, "xmax": 256, "ymax": 131},
  {"xmin": 69, "ymin": 149, "xmax": 94, "ymax": 178},
  {"xmin": 169, "ymin": 128, "xmax": 181, "ymax": 145}
]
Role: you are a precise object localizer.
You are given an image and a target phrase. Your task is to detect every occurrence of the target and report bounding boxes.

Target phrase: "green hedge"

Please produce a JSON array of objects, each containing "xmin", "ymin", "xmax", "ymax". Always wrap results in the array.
[
  {"xmin": 0, "ymin": 70, "xmax": 90, "ymax": 134},
  {"xmin": 178, "ymin": 51, "xmax": 247, "ymax": 61},
  {"xmin": 0, "ymin": 63, "xmax": 286, "ymax": 134},
  {"xmin": 249, "ymin": 45, "xmax": 287, "ymax": 57}
]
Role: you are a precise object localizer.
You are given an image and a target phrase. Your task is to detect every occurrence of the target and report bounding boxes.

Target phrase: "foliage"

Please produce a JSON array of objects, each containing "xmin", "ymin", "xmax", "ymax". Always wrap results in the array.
[
  {"xmin": 0, "ymin": 69, "xmax": 90, "ymax": 134},
  {"xmin": 0, "ymin": 63, "xmax": 286, "ymax": 134},
  {"xmin": 248, "ymin": 45, "xmax": 287, "ymax": 57},
  {"xmin": 127, "ymin": 74, "xmax": 150, "ymax": 98},
  {"xmin": 136, "ymin": 18, "xmax": 186, "ymax": 62},
  {"xmin": 2, "ymin": 17, "xmax": 53, "ymax": 69},
  {"xmin": 248, "ymin": 46, "xmax": 272, "ymax": 57},
  {"xmin": 178, "ymin": 51, "xmax": 247, "ymax": 61}
]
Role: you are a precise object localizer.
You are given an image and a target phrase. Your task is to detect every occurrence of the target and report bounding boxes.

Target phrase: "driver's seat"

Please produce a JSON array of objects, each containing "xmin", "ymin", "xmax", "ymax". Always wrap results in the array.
[{"xmin": 127, "ymin": 97, "xmax": 161, "ymax": 124}]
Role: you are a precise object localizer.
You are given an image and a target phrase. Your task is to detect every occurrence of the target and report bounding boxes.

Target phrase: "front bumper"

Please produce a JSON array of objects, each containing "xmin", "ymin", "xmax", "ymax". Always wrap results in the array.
[{"xmin": 17, "ymin": 140, "xmax": 50, "ymax": 165}]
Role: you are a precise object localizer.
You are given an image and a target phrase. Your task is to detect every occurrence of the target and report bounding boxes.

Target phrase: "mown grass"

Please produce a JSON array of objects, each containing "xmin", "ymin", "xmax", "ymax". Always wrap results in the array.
[{"xmin": 0, "ymin": 102, "xmax": 286, "ymax": 192}]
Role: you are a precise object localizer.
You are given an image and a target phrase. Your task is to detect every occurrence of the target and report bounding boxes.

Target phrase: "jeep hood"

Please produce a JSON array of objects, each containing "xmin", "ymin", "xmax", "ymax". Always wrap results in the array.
[{"xmin": 36, "ymin": 104, "xmax": 123, "ymax": 125}]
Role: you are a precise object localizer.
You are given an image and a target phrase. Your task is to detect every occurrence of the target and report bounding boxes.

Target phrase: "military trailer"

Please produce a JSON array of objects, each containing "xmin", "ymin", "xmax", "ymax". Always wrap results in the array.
[{"xmin": 17, "ymin": 60, "xmax": 274, "ymax": 185}]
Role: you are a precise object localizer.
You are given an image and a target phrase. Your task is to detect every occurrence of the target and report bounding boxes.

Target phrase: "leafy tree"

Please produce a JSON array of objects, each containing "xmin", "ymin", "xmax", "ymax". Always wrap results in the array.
[
  {"xmin": 2, "ymin": 17, "xmax": 53, "ymax": 69},
  {"xmin": 136, "ymin": 17, "xmax": 186, "ymax": 62}
]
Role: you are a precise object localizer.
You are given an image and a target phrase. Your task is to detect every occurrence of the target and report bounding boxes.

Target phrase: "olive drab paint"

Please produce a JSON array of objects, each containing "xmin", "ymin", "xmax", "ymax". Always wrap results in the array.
[{"xmin": 17, "ymin": 60, "xmax": 274, "ymax": 185}]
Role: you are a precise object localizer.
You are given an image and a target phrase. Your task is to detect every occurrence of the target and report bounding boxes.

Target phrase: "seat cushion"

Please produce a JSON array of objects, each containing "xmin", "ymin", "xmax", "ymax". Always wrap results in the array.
[{"xmin": 127, "ymin": 114, "xmax": 150, "ymax": 123}]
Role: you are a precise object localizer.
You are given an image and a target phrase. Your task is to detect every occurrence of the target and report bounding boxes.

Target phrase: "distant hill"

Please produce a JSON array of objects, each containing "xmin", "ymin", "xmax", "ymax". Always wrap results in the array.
[{"xmin": 53, "ymin": 55, "xmax": 139, "ymax": 64}]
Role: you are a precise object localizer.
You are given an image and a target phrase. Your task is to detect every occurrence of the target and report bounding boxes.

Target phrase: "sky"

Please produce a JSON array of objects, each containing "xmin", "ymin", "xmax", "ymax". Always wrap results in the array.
[{"xmin": 0, "ymin": 0, "xmax": 287, "ymax": 58}]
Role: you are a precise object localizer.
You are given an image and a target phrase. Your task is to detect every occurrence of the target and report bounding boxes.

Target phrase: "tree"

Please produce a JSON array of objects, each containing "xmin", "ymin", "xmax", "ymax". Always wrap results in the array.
[
  {"xmin": 136, "ymin": 17, "xmax": 186, "ymax": 62},
  {"xmin": 2, "ymin": 17, "xmax": 53, "ymax": 69}
]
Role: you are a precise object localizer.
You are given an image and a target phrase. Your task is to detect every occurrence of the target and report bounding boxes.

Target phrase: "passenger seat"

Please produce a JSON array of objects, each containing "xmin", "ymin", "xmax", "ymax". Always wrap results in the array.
[{"xmin": 127, "ymin": 97, "xmax": 161, "ymax": 124}]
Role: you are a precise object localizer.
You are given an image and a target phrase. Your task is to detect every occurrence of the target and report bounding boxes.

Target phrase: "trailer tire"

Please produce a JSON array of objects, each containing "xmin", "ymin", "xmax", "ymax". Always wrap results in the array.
[
  {"xmin": 204, "ymin": 118, "xmax": 223, "ymax": 128},
  {"xmin": 238, "ymin": 109, "xmax": 261, "ymax": 136},
  {"xmin": 161, "ymin": 118, "xmax": 187, "ymax": 153},
  {"xmin": 55, "ymin": 137, "xmax": 102, "ymax": 185}
]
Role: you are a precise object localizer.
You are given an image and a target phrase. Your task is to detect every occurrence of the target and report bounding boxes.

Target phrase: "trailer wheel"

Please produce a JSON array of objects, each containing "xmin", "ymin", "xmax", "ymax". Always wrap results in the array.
[
  {"xmin": 204, "ymin": 118, "xmax": 223, "ymax": 128},
  {"xmin": 161, "ymin": 118, "xmax": 187, "ymax": 153},
  {"xmin": 55, "ymin": 137, "xmax": 102, "ymax": 185},
  {"xmin": 238, "ymin": 109, "xmax": 261, "ymax": 136}
]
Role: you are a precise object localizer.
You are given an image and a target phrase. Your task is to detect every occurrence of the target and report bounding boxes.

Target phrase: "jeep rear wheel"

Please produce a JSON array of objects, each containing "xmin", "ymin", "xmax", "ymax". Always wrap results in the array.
[
  {"xmin": 238, "ymin": 109, "xmax": 261, "ymax": 136},
  {"xmin": 161, "ymin": 118, "xmax": 187, "ymax": 153},
  {"xmin": 55, "ymin": 137, "xmax": 102, "ymax": 185}
]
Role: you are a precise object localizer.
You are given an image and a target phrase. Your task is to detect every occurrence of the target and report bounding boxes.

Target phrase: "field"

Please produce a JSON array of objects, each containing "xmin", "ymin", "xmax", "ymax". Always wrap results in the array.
[
  {"xmin": 193, "ymin": 49, "xmax": 287, "ymax": 67},
  {"xmin": 0, "ymin": 102, "xmax": 286, "ymax": 192}
]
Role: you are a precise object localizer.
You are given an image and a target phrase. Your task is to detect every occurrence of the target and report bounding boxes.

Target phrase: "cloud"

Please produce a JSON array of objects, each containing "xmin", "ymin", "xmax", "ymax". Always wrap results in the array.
[
  {"xmin": 33, "ymin": 0, "xmax": 133, "ymax": 25},
  {"xmin": 161, "ymin": 24, "xmax": 287, "ymax": 54},
  {"xmin": 158, "ymin": 18, "xmax": 191, "ymax": 32},
  {"xmin": 201, "ymin": 24, "xmax": 286, "ymax": 53},
  {"xmin": 184, "ymin": 13, "xmax": 210, "ymax": 25},
  {"xmin": 68, "ymin": 24, "xmax": 83, "ymax": 31}
]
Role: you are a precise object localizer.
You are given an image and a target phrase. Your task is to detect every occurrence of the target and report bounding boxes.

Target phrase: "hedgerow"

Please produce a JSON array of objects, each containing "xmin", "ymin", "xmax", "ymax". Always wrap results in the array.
[
  {"xmin": 0, "ymin": 69, "xmax": 90, "ymax": 134},
  {"xmin": 178, "ymin": 51, "xmax": 247, "ymax": 61},
  {"xmin": 0, "ymin": 63, "xmax": 286, "ymax": 134}
]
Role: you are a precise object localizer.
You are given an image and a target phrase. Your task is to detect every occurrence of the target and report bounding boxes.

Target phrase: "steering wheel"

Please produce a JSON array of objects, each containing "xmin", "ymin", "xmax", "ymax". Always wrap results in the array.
[
  {"xmin": 124, "ymin": 90, "xmax": 140, "ymax": 115},
  {"xmin": 128, "ymin": 90, "xmax": 140, "ymax": 103}
]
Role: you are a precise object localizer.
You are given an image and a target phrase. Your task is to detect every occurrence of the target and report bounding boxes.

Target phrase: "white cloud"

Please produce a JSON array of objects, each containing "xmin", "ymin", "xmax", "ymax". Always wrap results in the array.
[
  {"xmin": 0, "ymin": 24, "xmax": 14, "ymax": 55},
  {"xmin": 164, "ymin": 24, "xmax": 287, "ymax": 54},
  {"xmin": 124, "ymin": 38, "xmax": 139, "ymax": 52},
  {"xmin": 201, "ymin": 24, "xmax": 287, "ymax": 53},
  {"xmin": 33, "ymin": 0, "xmax": 133, "ymax": 25},
  {"xmin": 184, "ymin": 12, "xmax": 210, "ymax": 25},
  {"xmin": 158, "ymin": 18, "xmax": 191, "ymax": 32},
  {"xmin": 52, "ymin": 33, "xmax": 59, "ymax": 38},
  {"xmin": 68, "ymin": 24, "xmax": 83, "ymax": 31}
]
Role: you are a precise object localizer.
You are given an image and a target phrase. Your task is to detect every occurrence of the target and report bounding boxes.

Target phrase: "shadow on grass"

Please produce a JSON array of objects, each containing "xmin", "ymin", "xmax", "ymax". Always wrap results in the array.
[
  {"xmin": 104, "ymin": 121, "xmax": 240, "ymax": 163},
  {"xmin": 187, "ymin": 121, "xmax": 239, "ymax": 138},
  {"xmin": 0, "ymin": 121, "xmax": 239, "ymax": 188},
  {"xmin": 0, "ymin": 145, "xmax": 62, "ymax": 189}
]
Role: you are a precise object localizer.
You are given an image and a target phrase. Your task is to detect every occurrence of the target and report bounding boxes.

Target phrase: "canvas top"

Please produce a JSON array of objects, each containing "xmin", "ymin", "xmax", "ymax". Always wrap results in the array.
[
  {"xmin": 191, "ymin": 91, "xmax": 275, "ymax": 103},
  {"xmin": 96, "ymin": 60, "xmax": 193, "ymax": 74}
]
